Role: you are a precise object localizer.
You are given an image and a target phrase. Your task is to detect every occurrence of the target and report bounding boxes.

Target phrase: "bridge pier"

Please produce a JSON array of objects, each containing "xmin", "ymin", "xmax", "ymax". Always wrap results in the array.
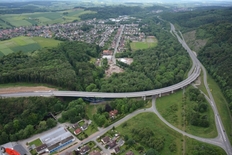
[
  {"xmin": 159, "ymin": 94, "xmax": 161, "ymax": 97},
  {"xmin": 171, "ymin": 90, "xmax": 174, "ymax": 94},
  {"xmin": 143, "ymin": 96, "xmax": 146, "ymax": 101}
]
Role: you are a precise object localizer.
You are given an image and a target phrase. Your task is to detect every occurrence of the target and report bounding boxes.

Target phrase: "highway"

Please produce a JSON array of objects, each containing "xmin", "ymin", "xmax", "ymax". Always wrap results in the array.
[
  {"xmin": 0, "ymin": 70, "xmax": 199, "ymax": 98},
  {"xmin": 1, "ymin": 21, "xmax": 231, "ymax": 154},
  {"xmin": 171, "ymin": 23, "xmax": 232, "ymax": 154}
]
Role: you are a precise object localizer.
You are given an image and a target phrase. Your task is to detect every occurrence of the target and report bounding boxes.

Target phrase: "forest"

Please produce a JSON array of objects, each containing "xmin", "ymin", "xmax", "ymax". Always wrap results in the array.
[
  {"xmin": 161, "ymin": 7, "xmax": 232, "ymax": 115},
  {"xmin": 161, "ymin": 7, "xmax": 232, "ymax": 32},
  {"xmin": 93, "ymin": 98, "xmax": 146, "ymax": 127},
  {"xmin": 0, "ymin": 14, "xmax": 190, "ymax": 93},
  {"xmin": 0, "ymin": 97, "xmax": 62, "ymax": 144},
  {"xmin": 100, "ymin": 16, "xmax": 190, "ymax": 92},
  {"xmin": 186, "ymin": 88, "xmax": 209, "ymax": 127},
  {"xmin": 79, "ymin": 5, "xmax": 167, "ymax": 20},
  {"xmin": 0, "ymin": 41, "xmax": 104, "ymax": 91}
]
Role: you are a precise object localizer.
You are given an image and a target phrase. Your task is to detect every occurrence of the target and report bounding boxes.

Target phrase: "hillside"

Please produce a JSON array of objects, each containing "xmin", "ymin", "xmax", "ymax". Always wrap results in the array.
[{"xmin": 161, "ymin": 6, "xmax": 232, "ymax": 139}]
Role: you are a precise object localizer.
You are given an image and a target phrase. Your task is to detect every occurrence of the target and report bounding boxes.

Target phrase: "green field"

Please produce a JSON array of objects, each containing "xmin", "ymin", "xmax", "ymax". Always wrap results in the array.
[
  {"xmin": 130, "ymin": 36, "xmax": 158, "ymax": 50},
  {"xmin": 29, "ymin": 138, "xmax": 42, "ymax": 147},
  {"xmin": 196, "ymin": 70, "xmax": 209, "ymax": 97},
  {"xmin": 116, "ymin": 112, "xmax": 225, "ymax": 155},
  {"xmin": 117, "ymin": 112, "xmax": 182, "ymax": 155},
  {"xmin": 0, "ymin": 9, "xmax": 96, "ymax": 27},
  {"xmin": 0, "ymin": 36, "xmax": 61, "ymax": 56},
  {"xmin": 185, "ymin": 136, "xmax": 226, "ymax": 155},
  {"xmin": 207, "ymin": 73, "xmax": 232, "ymax": 143},
  {"xmin": 0, "ymin": 20, "xmax": 11, "ymax": 29},
  {"xmin": 156, "ymin": 87, "xmax": 218, "ymax": 138}
]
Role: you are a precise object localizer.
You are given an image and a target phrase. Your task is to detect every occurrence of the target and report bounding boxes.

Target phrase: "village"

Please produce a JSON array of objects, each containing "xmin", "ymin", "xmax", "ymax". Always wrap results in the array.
[
  {"xmin": 0, "ymin": 16, "xmax": 144, "ymax": 49},
  {"xmin": 0, "ymin": 16, "xmax": 147, "ymax": 155},
  {"xmin": 23, "ymin": 109, "xmax": 135, "ymax": 155},
  {"xmin": 0, "ymin": 15, "xmax": 146, "ymax": 77}
]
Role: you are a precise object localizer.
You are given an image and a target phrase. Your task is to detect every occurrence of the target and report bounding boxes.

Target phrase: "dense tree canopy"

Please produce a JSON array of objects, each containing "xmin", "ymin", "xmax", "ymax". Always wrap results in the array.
[
  {"xmin": 162, "ymin": 6, "xmax": 232, "ymax": 116},
  {"xmin": 0, "ymin": 41, "xmax": 104, "ymax": 91},
  {"xmin": 101, "ymin": 16, "xmax": 190, "ymax": 92},
  {"xmin": 186, "ymin": 88, "xmax": 209, "ymax": 127},
  {"xmin": 0, "ymin": 97, "xmax": 62, "ymax": 144}
]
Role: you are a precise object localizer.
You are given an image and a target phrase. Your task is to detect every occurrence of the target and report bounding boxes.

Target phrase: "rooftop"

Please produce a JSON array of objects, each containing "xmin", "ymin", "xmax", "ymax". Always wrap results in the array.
[
  {"xmin": 1, "ymin": 142, "xmax": 28, "ymax": 155},
  {"xmin": 35, "ymin": 144, "xmax": 47, "ymax": 152},
  {"xmin": 40, "ymin": 127, "xmax": 73, "ymax": 147}
]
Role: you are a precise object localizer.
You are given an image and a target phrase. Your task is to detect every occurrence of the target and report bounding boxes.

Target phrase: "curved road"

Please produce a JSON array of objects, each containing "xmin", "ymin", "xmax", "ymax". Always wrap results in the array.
[
  {"xmin": 0, "ymin": 69, "xmax": 200, "ymax": 98},
  {"xmin": 0, "ymin": 22, "xmax": 231, "ymax": 154}
]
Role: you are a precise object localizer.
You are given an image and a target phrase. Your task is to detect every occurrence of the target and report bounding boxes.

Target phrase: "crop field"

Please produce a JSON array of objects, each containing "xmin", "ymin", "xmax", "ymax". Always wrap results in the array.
[
  {"xmin": 0, "ymin": 36, "xmax": 61, "ymax": 56},
  {"xmin": 130, "ymin": 36, "xmax": 158, "ymax": 50},
  {"xmin": 0, "ymin": 9, "xmax": 96, "ymax": 27},
  {"xmin": 0, "ymin": 20, "xmax": 10, "ymax": 29}
]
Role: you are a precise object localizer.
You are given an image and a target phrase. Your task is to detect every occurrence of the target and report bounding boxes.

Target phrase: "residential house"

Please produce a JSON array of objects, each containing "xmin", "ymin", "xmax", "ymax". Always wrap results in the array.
[
  {"xmin": 103, "ymin": 50, "xmax": 112, "ymax": 55},
  {"xmin": 114, "ymin": 146, "xmax": 120, "ymax": 154},
  {"xmin": 35, "ymin": 144, "xmax": 47, "ymax": 154},
  {"xmin": 109, "ymin": 109, "xmax": 118, "ymax": 118},
  {"xmin": 74, "ymin": 128, "xmax": 82, "ymax": 135},
  {"xmin": 108, "ymin": 140, "xmax": 117, "ymax": 149},
  {"xmin": 80, "ymin": 145, "xmax": 90, "ymax": 155},
  {"xmin": 126, "ymin": 151, "xmax": 134, "ymax": 155},
  {"xmin": 81, "ymin": 123, "xmax": 88, "ymax": 131},
  {"xmin": 73, "ymin": 123, "xmax": 79, "ymax": 129},
  {"xmin": 89, "ymin": 150, "xmax": 101, "ymax": 155},
  {"xmin": 101, "ymin": 136, "xmax": 110, "ymax": 144}
]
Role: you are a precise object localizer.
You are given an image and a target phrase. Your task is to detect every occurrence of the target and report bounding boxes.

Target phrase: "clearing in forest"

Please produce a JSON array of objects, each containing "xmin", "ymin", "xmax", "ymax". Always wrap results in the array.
[{"xmin": 130, "ymin": 36, "xmax": 158, "ymax": 51}]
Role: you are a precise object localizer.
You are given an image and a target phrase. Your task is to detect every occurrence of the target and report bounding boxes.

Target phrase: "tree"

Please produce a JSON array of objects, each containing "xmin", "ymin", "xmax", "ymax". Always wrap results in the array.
[
  {"xmin": 105, "ymin": 104, "xmax": 112, "ymax": 112},
  {"xmin": 46, "ymin": 118, "xmax": 57, "ymax": 129},
  {"xmin": 0, "ymin": 132, "xmax": 9, "ymax": 144},
  {"xmin": 38, "ymin": 121, "xmax": 47, "ymax": 131},
  {"xmin": 86, "ymin": 83, "xmax": 97, "ymax": 92},
  {"xmin": 146, "ymin": 148, "xmax": 159, "ymax": 155}
]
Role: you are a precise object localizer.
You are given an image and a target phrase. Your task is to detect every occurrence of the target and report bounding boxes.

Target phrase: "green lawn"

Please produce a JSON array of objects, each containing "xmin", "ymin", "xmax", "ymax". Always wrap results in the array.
[
  {"xmin": 156, "ymin": 87, "xmax": 218, "ymax": 138},
  {"xmin": 116, "ymin": 112, "xmax": 225, "ymax": 155},
  {"xmin": 196, "ymin": 70, "xmax": 209, "ymax": 97},
  {"xmin": 116, "ymin": 112, "xmax": 183, "ymax": 155},
  {"xmin": 86, "ymin": 104, "xmax": 104, "ymax": 120},
  {"xmin": 29, "ymin": 138, "xmax": 42, "ymax": 147},
  {"xmin": 185, "ymin": 136, "xmax": 226, "ymax": 155},
  {"xmin": 0, "ymin": 36, "xmax": 61, "ymax": 56},
  {"xmin": 85, "ymin": 124, "xmax": 98, "ymax": 136},
  {"xmin": 130, "ymin": 36, "xmax": 158, "ymax": 51},
  {"xmin": 33, "ymin": 37, "xmax": 61, "ymax": 47},
  {"xmin": 207, "ymin": 73, "xmax": 232, "ymax": 143}
]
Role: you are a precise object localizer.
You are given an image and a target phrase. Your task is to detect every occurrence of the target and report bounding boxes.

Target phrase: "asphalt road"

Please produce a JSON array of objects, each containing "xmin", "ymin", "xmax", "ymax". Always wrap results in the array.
[
  {"xmin": 170, "ymin": 23, "xmax": 232, "ymax": 154},
  {"xmin": 0, "ymin": 70, "xmax": 200, "ymax": 99},
  {"xmin": 112, "ymin": 25, "xmax": 125, "ymax": 65},
  {"xmin": 1, "ymin": 21, "xmax": 231, "ymax": 154}
]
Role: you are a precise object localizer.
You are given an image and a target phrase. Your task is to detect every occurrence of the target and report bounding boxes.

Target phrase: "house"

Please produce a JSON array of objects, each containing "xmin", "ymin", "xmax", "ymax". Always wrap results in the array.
[
  {"xmin": 114, "ymin": 146, "xmax": 120, "ymax": 154},
  {"xmin": 126, "ymin": 151, "xmax": 134, "ymax": 155},
  {"xmin": 103, "ymin": 50, "xmax": 112, "ymax": 55},
  {"xmin": 73, "ymin": 123, "xmax": 79, "ymax": 129},
  {"xmin": 35, "ymin": 144, "xmax": 47, "ymax": 154},
  {"xmin": 101, "ymin": 136, "xmax": 110, "ymax": 144},
  {"xmin": 89, "ymin": 150, "xmax": 101, "ymax": 155},
  {"xmin": 108, "ymin": 140, "xmax": 117, "ymax": 149},
  {"xmin": 109, "ymin": 109, "xmax": 118, "ymax": 118},
  {"xmin": 80, "ymin": 145, "xmax": 90, "ymax": 155},
  {"xmin": 81, "ymin": 123, "xmax": 88, "ymax": 131},
  {"xmin": 74, "ymin": 128, "xmax": 82, "ymax": 135}
]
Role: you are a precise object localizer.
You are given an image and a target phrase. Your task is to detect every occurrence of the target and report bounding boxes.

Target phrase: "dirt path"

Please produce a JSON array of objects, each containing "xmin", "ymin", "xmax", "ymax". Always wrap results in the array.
[{"xmin": 0, "ymin": 86, "xmax": 56, "ymax": 94}]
